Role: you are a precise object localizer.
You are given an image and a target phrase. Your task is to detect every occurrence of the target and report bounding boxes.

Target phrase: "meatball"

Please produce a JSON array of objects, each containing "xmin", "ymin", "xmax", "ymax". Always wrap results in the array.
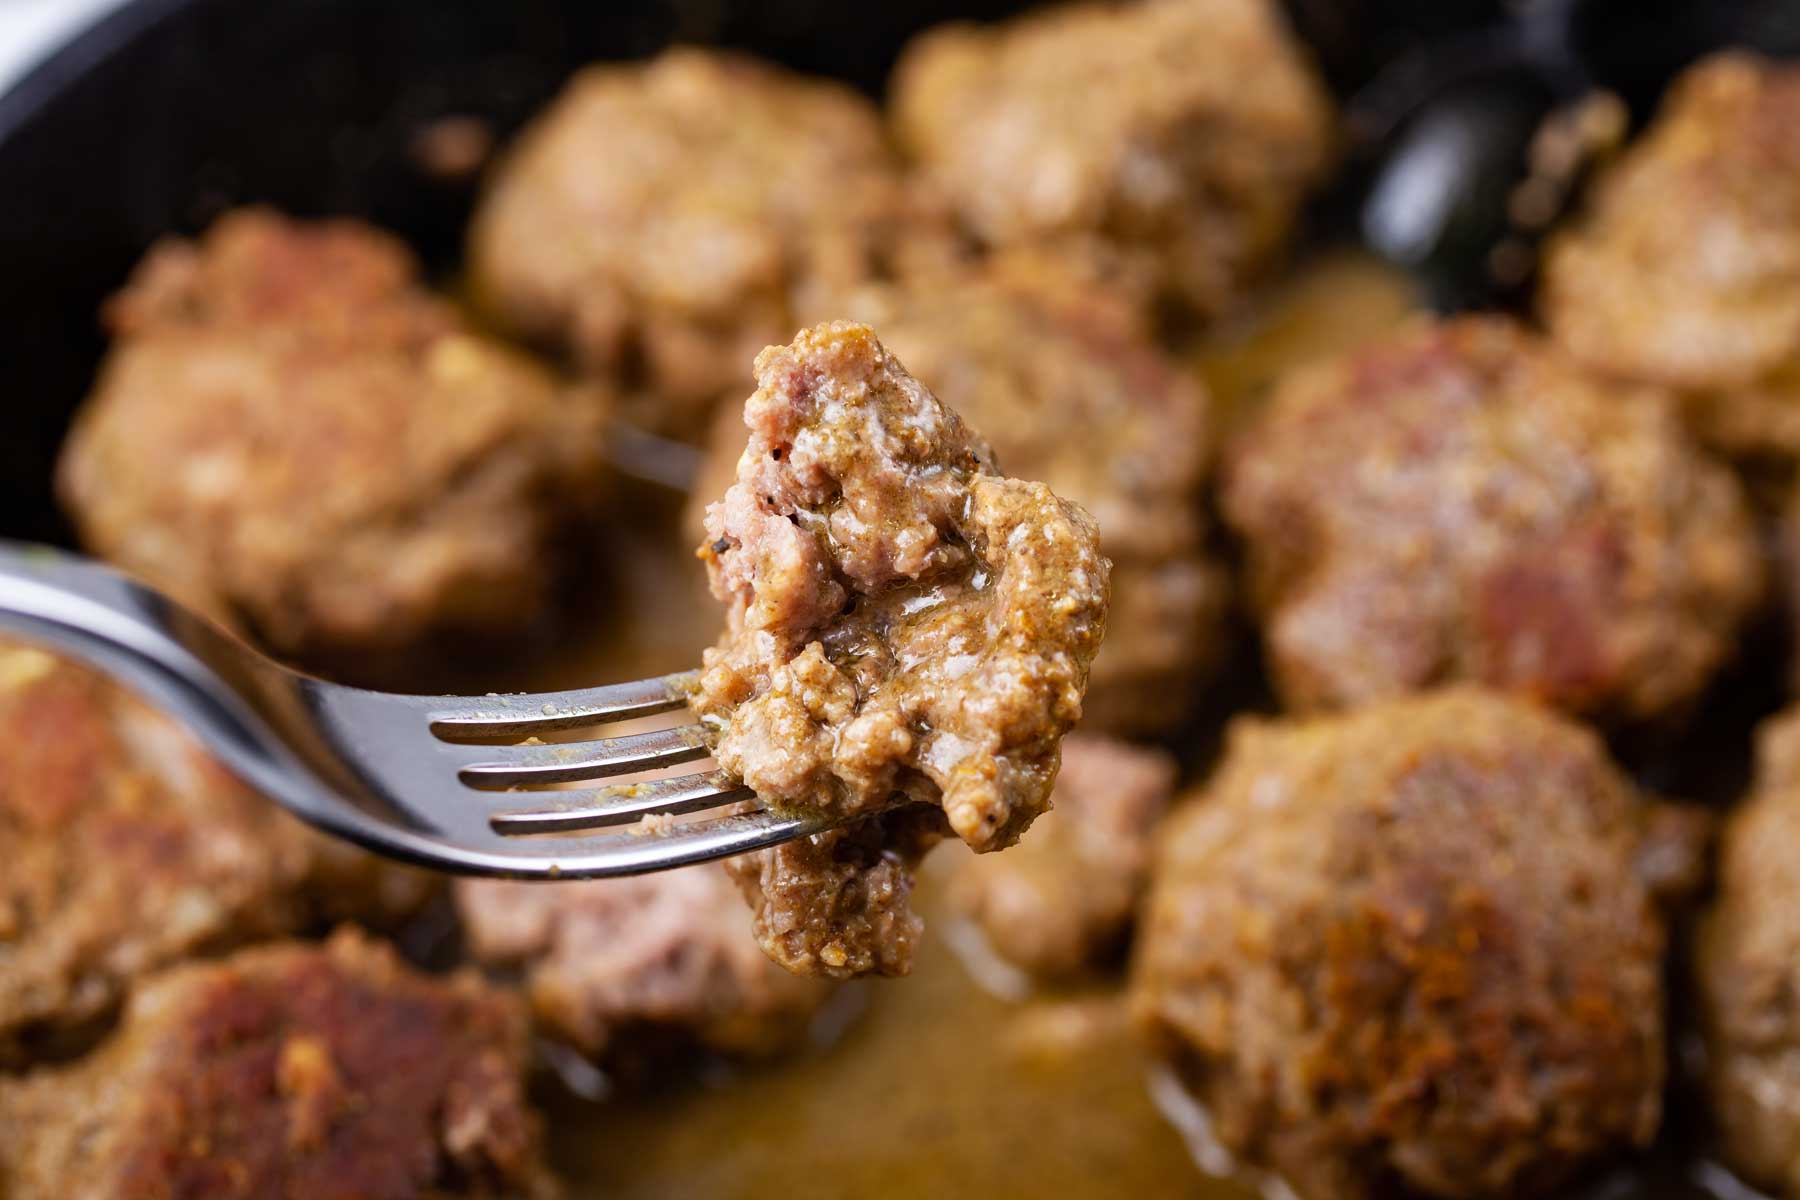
[
  {"xmin": 0, "ymin": 638, "xmax": 307, "ymax": 1060},
  {"xmin": 1132, "ymin": 689, "xmax": 1669, "ymax": 1200},
  {"xmin": 0, "ymin": 930, "xmax": 557, "ymax": 1199},
  {"xmin": 695, "ymin": 321, "xmax": 1110, "ymax": 976},
  {"xmin": 1221, "ymin": 316, "xmax": 1762, "ymax": 722},
  {"xmin": 697, "ymin": 253, "xmax": 1224, "ymax": 734},
  {"xmin": 1542, "ymin": 53, "xmax": 1800, "ymax": 475},
  {"xmin": 949, "ymin": 733, "xmax": 1175, "ymax": 978},
  {"xmin": 456, "ymin": 864, "xmax": 832, "ymax": 1061},
  {"xmin": 0, "ymin": 639, "xmax": 434, "ymax": 1064},
  {"xmin": 1696, "ymin": 706, "xmax": 1800, "ymax": 1197},
  {"xmin": 468, "ymin": 47, "xmax": 945, "ymax": 434},
  {"xmin": 57, "ymin": 208, "xmax": 609, "ymax": 666},
  {"xmin": 892, "ymin": 0, "xmax": 1334, "ymax": 327}
]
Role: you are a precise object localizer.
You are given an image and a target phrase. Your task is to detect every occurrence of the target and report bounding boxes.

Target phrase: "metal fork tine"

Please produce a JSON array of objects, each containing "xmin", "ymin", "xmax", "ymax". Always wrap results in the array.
[
  {"xmin": 488, "ymin": 804, "xmax": 838, "ymax": 877},
  {"xmin": 428, "ymin": 670, "xmax": 700, "ymax": 739},
  {"xmin": 459, "ymin": 724, "xmax": 712, "ymax": 788},
  {"xmin": 488, "ymin": 769, "xmax": 753, "ymax": 834}
]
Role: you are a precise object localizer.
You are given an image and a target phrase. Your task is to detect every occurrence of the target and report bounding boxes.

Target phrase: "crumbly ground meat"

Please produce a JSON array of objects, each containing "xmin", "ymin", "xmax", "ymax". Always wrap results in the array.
[
  {"xmin": 455, "ymin": 864, "xmax": 832, "ymax": 1059},
  {"xmin": 891, "ymin": 0, "xmax": 1333, "ymax": 327},
  {"xmin": 949, "ymin": 733, "xmax": 1175, "ymax": 978},
  {"xmin": 695, "ymin": 321, "xmax": 1109, "ymax": 977},
  {"xmin": 725, "ymin": 805, "xmax": 947, "ymax": 980},
  {"xmin": 56, "ymin": 208, "xmax": 609, "ymax": 667},
  {"xmin": 1541, "ymin": 53, "xmax": 1800, "ymax": 474},
  {"xmin": 696, "ymin": 321, "xmax": 1109, "ymax": 850},
  {"xmin": 0, "ymin": 930, "xmax": 557, "ymax": 1199},
  {"xmin": 1696, "ymin": 706, "xmax": 1800, "ymax": 1197},
  {"xmin": 468, "ymin": 47, "xmax": 950, "ymax": 435},
  {"xmin": 1132, "ymin": 688, "xmax": 1669, "ymax": 1200},
  {"xmin": 792, "ymin": 255, "xmax": 1226, "ymax": 733},
  {"xmin": 0, "ymin": 640, "xmax": 430, "ymax": 1065},
  {"xmin": 1221, "ymin": 315, "xmax": 1763, "ymax": 722}
]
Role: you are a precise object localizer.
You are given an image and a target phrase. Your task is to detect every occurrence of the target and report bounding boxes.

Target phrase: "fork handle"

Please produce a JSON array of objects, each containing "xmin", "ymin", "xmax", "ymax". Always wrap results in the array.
[{"xmin": 0, "ymin": 540, "xmax": 326, "ymax": 815}]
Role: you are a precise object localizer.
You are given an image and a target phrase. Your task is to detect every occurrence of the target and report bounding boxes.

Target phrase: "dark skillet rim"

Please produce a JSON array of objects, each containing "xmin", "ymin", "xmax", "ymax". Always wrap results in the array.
[{"xmin": 0, "ymin": 0, "xmax": 191, "ymax": 151}]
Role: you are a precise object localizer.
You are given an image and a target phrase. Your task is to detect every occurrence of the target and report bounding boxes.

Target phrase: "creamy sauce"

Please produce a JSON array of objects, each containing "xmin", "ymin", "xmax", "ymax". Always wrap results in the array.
[{"xmin": 492, "ymin": 254, "xmax": 1723, "ymax": 1200}]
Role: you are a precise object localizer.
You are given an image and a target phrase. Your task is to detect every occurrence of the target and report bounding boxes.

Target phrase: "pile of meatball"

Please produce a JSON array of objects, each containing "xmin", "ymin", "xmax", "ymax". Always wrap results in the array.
[{"xmin": 10, "ymin": 0, "xmax": 1800, "ymax": 1194}]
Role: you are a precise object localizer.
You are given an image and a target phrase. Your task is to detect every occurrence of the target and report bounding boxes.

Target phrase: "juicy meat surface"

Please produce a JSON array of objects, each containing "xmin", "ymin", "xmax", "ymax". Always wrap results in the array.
[
  {"xmin": 950, "ymin": 733, "xmax": 1175, "ymax": 978},
  {"xmin": 694, "ymin": 321, "xmax": 1110, "ymax": 977},
  {"xmin": 789, "ymin": 255, "xmax": 1225, "ymax": 733},
  {"xmin": 456, "ymin": 864, "xmax": 832, "ymax": 1060},
  {"xmin": 0, "ymin": 930, "xmax": 557, "ymax": 1200},
  {"xmin": 891, "ymin": 0, "xmax": 1333, "ymax": 326},
  {"xmin": 1132, "ymin": 689, "xmax": 1669, "ymax": 1200},
  {"xmin": 1696, "ymin": 706, "xmax": 1800, "ymax": 1197},
  {"xmin": 57, "ymin": 208, "xmax": 608, "ymax": 667},
  {"xmin": 1221, "ymin": 315, "xmax": 1762, "ymax": 722},
  {"xmin": 696, "ymin": 321, "xmax": 1110, "ymax": 850},
  {"xmin": 1542, "ymin": 53, "xmax": 1800, "ymax": 473},
  {"xmin": 468, "ymin": 47, "xmax": 948, "ymax": 434},
  {"xmin": 0, "ymin": 639, "xmax": 428, "ymax": 1065}
]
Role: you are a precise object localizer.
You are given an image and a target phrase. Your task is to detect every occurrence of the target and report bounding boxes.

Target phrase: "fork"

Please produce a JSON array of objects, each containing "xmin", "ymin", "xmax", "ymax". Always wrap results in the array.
[{"xmin": 0, "ymin": 540, "xmax": 840, "ymax": 878}]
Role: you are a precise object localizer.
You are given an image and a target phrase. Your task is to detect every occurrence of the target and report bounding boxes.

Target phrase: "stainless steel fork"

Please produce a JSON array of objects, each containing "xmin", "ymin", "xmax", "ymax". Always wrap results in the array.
[{"xmin": 0, "ymin": 540, "xmax": 838, "ymax": 878}]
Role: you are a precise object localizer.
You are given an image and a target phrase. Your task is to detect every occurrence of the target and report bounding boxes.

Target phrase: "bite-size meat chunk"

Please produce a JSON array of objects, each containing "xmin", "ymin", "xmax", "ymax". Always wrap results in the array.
[
  {"xmin": 949, "ymin": 733, "xmax": 1175, "ymax": 978},
  {"xmin": 1696, "ymin": 706, "xmax": 1800, "ymax": 1198},
  {"xmin": 695, "ymin": 321, "xmax": 1110, "ymax": 977},
  {"xmin": 1132, "ymin": 688, "xmax": 1672, "ymax": 1200},
  {"xmin": 1221, "ymin": 315, "xmax": 1762, "ymax": 722},
  {"xmin": 892, "ymin": 0, "xmax": 1334, "ymax": 327},
  {"xmin": 456, "ymin": 864, "xmax": 832, "ymax": 1061},
  {"xmin": 57, "ymin": 208, "xmax": 609, "ymax": 668},
  {"xmin": 1542, "ymin": 53, "xmax": 1800, "ymax": 475},
  {"xmin": 0, "ymin": 638, "xmax": 428, "ymax": 1065},
  {"xmin": 469, "ymin": 47, "xmax": 947, "ymax": 434},
  {"xmin": 0, "ymin": 930, "xmax": 557, "ymax": 1199}
]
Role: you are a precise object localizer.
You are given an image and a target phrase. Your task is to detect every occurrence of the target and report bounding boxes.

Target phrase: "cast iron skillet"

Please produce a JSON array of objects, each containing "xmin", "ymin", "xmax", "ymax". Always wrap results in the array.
[{"xmin": 1, "ymin": 1, "xmax": 1799, "ymax": 1194}]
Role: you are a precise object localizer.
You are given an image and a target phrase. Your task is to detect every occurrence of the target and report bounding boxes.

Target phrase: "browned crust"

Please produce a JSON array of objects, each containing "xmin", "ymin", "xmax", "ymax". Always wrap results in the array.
[
  {"xmin": 1133, "ymin": 689, "xmax": 1668, "ymax": 1200},
  {"xmin": 57, "ymin": 208, "xmax": 609, "ymax": 662},
  {"xmin": 0, "ymin": 929, "xmax": 558, "ymax": 1199},
  {"xmin": 1222, "ymin": 316, "xmax": 1762, "ymax": 722}
]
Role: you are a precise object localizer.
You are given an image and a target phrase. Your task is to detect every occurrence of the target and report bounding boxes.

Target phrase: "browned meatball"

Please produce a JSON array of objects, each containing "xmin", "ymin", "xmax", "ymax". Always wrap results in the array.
[
  {"xmin": 0, "ymin": 638, "xmax": 310, "ymax": 1062},
  {"xmin": 695, "ymin": 321, "xmax": 1110, "ymax": 977},
  {"xmin": 469, "ymin": 47, "xmax": 946, "ymax": 435},
  {"xmin": 1221, "ymin": 316, "xmax": 1762, "ymax": 721},
  {"xmin": 57, "ymin": 208, "xmax": 609, "ymax": 666},
  {"xmin": 1132, "ymin": 689, "xmax": 1669, "ymax": 1200},
  {"xmin": 456, "ymin": 864, "xmax": 832, "ymax": 1061},
  {"xmin": 892, "ymin": 0, "xmax": 1334, "ymax": 327},
  {"xmin": 0, "ymin": 639, "xmax": 431, "ymax": 1064},
  {"xmin": 697, "ymin": 253, "xmax": 1224, "ymax": 734},
  {"xmin": 0, "ymin": 930, "xmax": 557, "ymax": 1199},
  {"xmin": 949, "ymin": 733, "xmax": 1175, "ymax": 978},
  {"xmin": 1696, "ymin": 706, "xmax": 1800, "ymax": 1197},
  {"xmin": 1542, "ymin": 53, "xmax": 1800, "ymax": 475}
]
